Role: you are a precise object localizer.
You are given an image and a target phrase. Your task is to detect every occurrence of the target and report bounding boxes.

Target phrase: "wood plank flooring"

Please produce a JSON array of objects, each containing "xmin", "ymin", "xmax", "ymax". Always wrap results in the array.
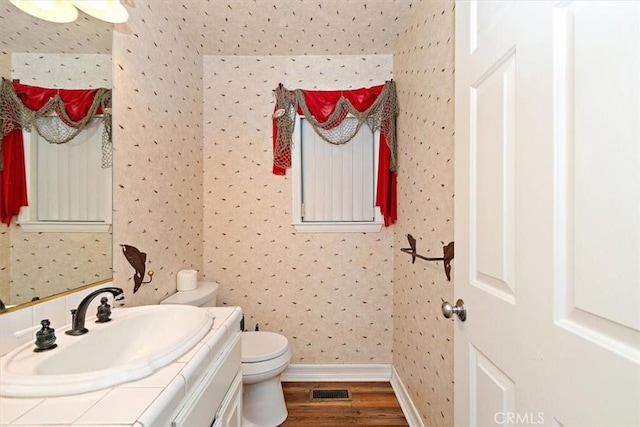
[{"xmin": 281, "ymin": 382, "xmax": 409, "ymax": 426}]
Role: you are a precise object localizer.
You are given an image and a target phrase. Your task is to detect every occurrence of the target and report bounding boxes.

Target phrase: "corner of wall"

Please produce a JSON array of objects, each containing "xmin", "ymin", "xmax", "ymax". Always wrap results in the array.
[{"xmin": 391, "ymin": 1, "xmax": 456, "ymax": 425}]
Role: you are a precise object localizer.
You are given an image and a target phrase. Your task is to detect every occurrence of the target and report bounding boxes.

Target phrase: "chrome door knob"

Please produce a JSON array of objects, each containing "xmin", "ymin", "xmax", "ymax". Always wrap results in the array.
[{"xmin": 442, "ymin": 299, "xmax": 467, "ymax": 321}]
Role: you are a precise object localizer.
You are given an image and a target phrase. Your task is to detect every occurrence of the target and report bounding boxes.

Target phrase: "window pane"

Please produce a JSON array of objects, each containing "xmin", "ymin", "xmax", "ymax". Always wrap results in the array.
[
  {"xmin": 36, "ymin": 119, "xmax": 108, "ymax": 222},
  {"xmin": 300, "ymin": 118, "xmax": 375, "ymax": 223}
]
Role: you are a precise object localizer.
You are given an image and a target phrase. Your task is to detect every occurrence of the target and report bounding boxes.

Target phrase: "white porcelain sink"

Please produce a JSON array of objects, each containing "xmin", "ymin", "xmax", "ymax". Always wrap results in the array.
[{"xmin": 0, "ymin": 305, "xmax": 213, "ymax": 397}]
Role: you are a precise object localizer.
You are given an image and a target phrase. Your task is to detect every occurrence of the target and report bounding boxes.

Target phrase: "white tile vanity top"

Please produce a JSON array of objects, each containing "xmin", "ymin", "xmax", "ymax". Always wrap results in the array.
[{"xmin": 0, "ymin": 306, "xmax": 242, "ymax": 426}]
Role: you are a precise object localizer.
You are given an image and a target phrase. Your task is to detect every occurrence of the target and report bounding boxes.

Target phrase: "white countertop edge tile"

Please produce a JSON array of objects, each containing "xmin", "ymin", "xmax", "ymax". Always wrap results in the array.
[
  {"xmin": 178, "ymin": 344, "xmax": 211, "ymax": 391},
  {"xmin": 135, "ymin": 375, "xmax": 185, "ymax": 427}
]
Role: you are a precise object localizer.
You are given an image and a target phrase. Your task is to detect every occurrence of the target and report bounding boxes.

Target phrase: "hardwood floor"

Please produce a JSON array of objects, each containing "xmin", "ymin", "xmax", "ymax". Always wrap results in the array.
[{"xmin": 281, "ymin": 382, "xmax": 409, "ymax": 426}]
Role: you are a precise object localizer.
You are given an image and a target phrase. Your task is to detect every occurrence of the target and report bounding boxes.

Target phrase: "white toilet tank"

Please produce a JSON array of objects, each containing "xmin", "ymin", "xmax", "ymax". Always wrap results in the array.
[{"xmin": 160, "ymin": 282, "xmax": 219, "ymax": 307}]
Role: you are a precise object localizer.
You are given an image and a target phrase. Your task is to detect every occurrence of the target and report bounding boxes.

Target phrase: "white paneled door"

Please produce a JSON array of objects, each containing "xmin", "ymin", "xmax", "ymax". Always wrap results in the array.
[{"xmin": 454, "ymin": 1, "xmax": 639, "ymax": 426}]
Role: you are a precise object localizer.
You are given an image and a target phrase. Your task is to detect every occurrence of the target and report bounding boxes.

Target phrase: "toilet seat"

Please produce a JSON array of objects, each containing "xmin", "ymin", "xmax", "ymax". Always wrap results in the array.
[
  {"xmin": 242, "ymin": 332, "xmax": 289, "ymax": 363},
  {"xmin": 242, "ymin": 349, "xmax": 291, "ymax": 378}
]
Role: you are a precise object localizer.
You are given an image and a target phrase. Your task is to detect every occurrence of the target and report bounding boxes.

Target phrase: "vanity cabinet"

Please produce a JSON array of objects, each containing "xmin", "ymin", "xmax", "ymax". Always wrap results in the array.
[
  {"xmin": 212, "ymin": 373, "xmax": 243, "ymax": 427},
  {"xmin": 170, "ymin": 332, "xmax": 241, "ymax": 427}
]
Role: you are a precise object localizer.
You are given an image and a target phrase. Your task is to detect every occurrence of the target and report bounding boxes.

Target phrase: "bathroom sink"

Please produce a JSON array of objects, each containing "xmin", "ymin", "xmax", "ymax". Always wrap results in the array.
[{"xmin": 0, "ymin": 305, "xmax": 213, "ymax": 397}]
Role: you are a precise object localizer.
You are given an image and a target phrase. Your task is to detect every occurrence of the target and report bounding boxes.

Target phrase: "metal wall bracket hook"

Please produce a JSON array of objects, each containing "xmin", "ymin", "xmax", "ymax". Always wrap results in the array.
[
  {"xmin": 400, "ymin": 234, "xmax": 455, "ymax": 281},
  {"xmin": 120, "ymin": 244, "xmax": 153, "ymax": 293}
]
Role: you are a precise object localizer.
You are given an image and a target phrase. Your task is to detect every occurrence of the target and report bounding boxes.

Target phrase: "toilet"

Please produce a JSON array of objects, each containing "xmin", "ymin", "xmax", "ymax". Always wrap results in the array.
[
  {"xmin": 160, "ymin": 281, "xmax": 291, "ymax": 427},
  {"xmin": 241, "ymin": 331, "xmax": 291, "ymax": 427}
]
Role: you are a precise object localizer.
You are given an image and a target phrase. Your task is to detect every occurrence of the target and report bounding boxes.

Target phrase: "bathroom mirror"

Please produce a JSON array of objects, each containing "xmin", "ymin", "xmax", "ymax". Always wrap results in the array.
[{"xmin": 0, "ymin": 0, "xmax": 114, "ymax": 310}]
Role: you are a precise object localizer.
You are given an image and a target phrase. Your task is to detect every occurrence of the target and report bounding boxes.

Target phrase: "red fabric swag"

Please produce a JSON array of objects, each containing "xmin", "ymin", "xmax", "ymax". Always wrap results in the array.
[
  {"xmin": 12, "ymin": 83, "xmax": 105, "ymax": 122},
  {"xmin": 0, "ymin": 129, "xmax": 28, "ymax": 225},
  {"xmin": 377, "ymin": 133, "xmax": 397, "ymax": 226},
  {"xmin": 297, "ymin": 85, "xmax": 385, "ymax": 121}
]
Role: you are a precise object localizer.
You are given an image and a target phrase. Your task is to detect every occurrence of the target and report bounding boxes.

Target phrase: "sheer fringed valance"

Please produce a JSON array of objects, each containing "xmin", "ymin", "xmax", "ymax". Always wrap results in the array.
[
  {"xmin": 0, "ymin": 79, "xmax": 112, "ymax": 225},
  {"xmin": 272, "ymin": 81, "xmax": 398, "ymax": 226}
]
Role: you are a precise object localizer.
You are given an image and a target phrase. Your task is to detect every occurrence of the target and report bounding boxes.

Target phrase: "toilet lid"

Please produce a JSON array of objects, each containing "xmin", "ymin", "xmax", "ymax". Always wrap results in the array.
[{"xmin": 242, "ymin": 331, "xmax": 289, "ymax": 363}]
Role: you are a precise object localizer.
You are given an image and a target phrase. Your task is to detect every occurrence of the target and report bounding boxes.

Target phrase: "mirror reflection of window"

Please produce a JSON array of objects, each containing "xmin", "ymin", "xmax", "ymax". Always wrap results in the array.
[{"xmin": 19, "ymin": 118, "xmax": 112, "ymax": 232}]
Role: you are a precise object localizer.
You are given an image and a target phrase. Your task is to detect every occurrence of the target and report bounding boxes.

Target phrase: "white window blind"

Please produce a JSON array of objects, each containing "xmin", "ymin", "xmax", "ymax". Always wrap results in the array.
[
  {"xmin": 291, "ymin": 117, "xmax": 382, "ymax": 233},
  {"xmin": 20, "ymin": 118, "xmax": 112, "ymax": 232}
]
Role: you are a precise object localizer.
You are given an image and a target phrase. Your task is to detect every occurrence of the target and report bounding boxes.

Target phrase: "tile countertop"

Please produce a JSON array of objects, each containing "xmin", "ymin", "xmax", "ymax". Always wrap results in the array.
[{"xmin": 0, "ymin": 306, "xmax": 243, "ymax": 426}]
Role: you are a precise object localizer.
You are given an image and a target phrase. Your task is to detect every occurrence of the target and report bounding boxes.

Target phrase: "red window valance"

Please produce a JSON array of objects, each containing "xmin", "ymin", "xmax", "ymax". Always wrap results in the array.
[
  {"xmin": 0, "ymin": 79, "xmax": 112, "ymax": 225},
  {"xmin": 272, "ymin": 81, "xmax": 398, "ymax": 226}
]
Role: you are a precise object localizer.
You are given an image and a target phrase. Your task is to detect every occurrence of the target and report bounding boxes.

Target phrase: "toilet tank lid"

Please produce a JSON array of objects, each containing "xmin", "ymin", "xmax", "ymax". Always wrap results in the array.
[{"xmin": 161, "ymin": 281, "xmax": 219, "ymax": 306}]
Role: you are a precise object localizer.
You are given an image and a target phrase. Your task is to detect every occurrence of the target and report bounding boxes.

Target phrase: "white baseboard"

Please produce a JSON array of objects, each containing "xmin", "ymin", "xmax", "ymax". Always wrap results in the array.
[
  {"xmin": 390, "ymin": 366, "xmax": 425, "ymax": 427},
  {"xmin": 281, "ymin": 364, "xmax": 392, "ymax": 382}
]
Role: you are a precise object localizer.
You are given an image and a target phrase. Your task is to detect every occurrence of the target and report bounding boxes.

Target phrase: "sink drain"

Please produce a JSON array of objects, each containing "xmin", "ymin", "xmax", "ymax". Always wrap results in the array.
[{"xmin": 310, "ymin": 388, "xmax": 352, "ymax": 401}]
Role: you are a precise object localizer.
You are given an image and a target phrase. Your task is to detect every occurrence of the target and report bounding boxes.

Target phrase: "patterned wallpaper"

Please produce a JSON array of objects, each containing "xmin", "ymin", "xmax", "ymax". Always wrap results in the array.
[
  {"xmin": 0, "ymin": 227, "xmax": 8, "ymax": 304},
  {"xmin": 11, "ymin": 53, "xmax": 112, "ymax": 88},
  {"xmin": 1, "ymin": 53, "xmax": 112, "ymax": 306},
  {"xmin": 111, "ymin": 0, "xmax": 204, "ymax": 304},
  {"xmin": 0, "ymin": 52, "xmax": 9, "ymax": 79},
  {"xmin": 1, "ymin": 0, "xmax": 411, "ymax": 57},
  {"xmin": 392, "ymin": 1, "xmax": 455, "ymax": 425},
  {"xmin": 203, "ymin": 55, "xmax": 394, "ymax": 364},
  {"xmin": 7, "ymin": 225, "xmax": 112, "ymax": 305},
  {"xmin": 191, "ymin": 0, "xmax": 413, "ymax": 55}
]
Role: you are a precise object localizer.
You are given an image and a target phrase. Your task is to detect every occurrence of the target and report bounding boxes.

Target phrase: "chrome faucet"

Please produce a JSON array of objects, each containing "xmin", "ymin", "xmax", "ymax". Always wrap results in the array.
[{"xmin": 66, "ymin": 287, "xmax": 125, "ymax": 336}]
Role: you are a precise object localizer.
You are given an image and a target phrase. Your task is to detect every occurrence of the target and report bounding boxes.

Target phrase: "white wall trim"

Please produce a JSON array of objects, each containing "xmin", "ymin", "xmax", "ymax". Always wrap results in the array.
[
  {"xmin": 281, "ymin": 364, "xmax": 392, "ymax": 382},
  {"xmin": 390, "ymin": 366, "xmax": 425, "ymax": 427},
  {"xmin": 18, "ymin": 221, "xmax": 112, "ymax": 233}
]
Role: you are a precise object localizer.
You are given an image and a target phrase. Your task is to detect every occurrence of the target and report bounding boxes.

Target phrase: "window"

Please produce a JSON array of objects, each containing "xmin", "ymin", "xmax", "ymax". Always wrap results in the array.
[
  {"xmin": 18, "ymin": 118, "xmax": 112, "ymax": 232},
  {"xmin": 291, "ymin": 116, "xmax": 383, "ymax": 232}
]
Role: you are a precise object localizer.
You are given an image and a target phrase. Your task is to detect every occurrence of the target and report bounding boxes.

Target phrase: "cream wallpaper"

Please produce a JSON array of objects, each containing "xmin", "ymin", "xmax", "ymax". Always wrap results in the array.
[
  {"xmin": 0, "ymin": 228, "xmax": 8, "ymax": 304},
  {"xmin": 111, "ymin": 0, "xmax": 204, "ymax": 304},
  {"xmin": 1, "ymin": 53, "xmax": 112, "ymax": 306},
  {"xmin": 0, "ymin": 54, "xmax": 9, "ymax": 80},
  {"xmin": 203, "ymin": 55, "xmax": 394, "ymax": 364},
  {"xmin": 11, "ymin": 53, "xmax": 112, "ymax": 88},
  {"xmin": 167, "ymin": 0, "xmax": 413, "ymax": 56},
  {"xmin": 7, "ymin": 225, "xmax": 112, "ymax": 304},
  {"xmin": 392, "ymin": 1, "xmax": 456, "ymax": 425}
]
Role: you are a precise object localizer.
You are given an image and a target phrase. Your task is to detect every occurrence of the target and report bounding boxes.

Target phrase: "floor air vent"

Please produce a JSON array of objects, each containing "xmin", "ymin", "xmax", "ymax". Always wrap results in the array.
[{"xmin": 310, "ymin": 389, "xmax": 352, "ymax": 401}]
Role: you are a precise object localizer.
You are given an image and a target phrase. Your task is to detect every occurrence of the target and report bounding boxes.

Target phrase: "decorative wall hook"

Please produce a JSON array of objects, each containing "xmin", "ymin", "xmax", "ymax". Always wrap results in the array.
[
  {"xmin": 120, "ymin": 244, "xmax": 154, "ymax": 293},
  {"xmin": 400, "ymin": 234, "xmax": 455, "ymax": 281}
]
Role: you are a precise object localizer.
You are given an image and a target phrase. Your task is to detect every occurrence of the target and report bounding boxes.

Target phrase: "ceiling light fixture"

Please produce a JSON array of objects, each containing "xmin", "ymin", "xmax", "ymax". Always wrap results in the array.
[
  {"xmin": 9, "ymin": 0, "xmax": 78, "ymax": 23},
  {"xmin": 72, "ymin": 0, "xmax": 128, "ymax": 24},
  {"xmin": 9, "ymin": 0, "xmax": 128, "ymax": 24}
]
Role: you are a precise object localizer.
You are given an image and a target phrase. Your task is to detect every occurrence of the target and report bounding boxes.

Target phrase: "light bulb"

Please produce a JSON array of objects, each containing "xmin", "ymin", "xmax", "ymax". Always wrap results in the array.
[
  {"xmin": 72, "ymin": 0, "xmax": 128, "ymax": 24},
  {"xmin": 9, "ymin": 0, "xmax": 78, "ymax": 23}
]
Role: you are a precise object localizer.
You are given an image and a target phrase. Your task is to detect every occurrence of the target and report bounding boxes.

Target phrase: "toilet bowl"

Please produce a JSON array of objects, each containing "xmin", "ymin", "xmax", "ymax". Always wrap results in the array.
[{"xmin": 241, "ymin": 331, "xmax": 291, "ymax": 427}]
